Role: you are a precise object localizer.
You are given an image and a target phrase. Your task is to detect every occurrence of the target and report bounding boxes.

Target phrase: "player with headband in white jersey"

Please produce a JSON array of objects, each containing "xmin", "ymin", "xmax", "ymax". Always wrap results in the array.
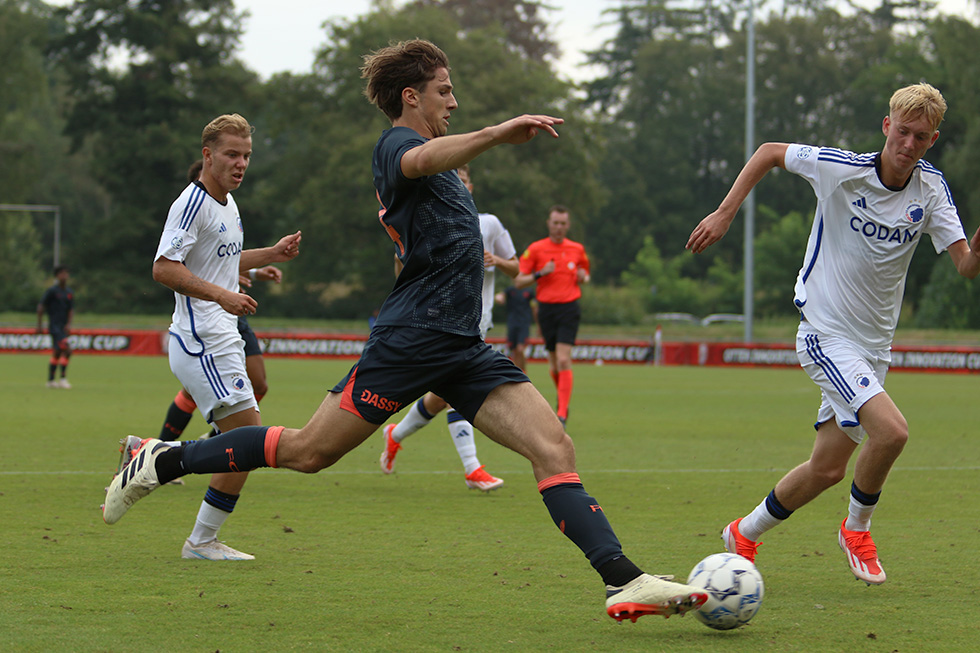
[
  {"xmin": 117, "ymin": 113, "xmax": 301, "ymax": 561},
  {"xmin": 687, "ymin": 82, "xmax": 980, "ymax": 585}
]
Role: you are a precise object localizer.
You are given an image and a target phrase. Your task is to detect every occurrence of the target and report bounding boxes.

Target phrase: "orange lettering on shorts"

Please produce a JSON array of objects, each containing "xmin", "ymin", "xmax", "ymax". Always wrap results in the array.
[{"xmin": 359, "ymin": 389, "xmax": 403, "ymax": 414}]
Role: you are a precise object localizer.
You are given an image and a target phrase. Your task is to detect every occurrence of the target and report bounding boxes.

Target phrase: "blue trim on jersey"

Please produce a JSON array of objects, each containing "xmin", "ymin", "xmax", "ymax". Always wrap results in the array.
[
  {"xmin": 804, "ymin": 333, "xmax": 855, "ymax": 402},
  {"xmin": 817, "ymin": 148, "xmax": 876, "ymax": 168},
  {"xmin": 918, "ymin": 161, "xmax": 956, "ymax": 206},
  {"xmin": 799, "ymin": 215, "xmax": 824, "ymax": 285},
  {"xmin": 168, "ymin": 295, "xmax": 207, "ymax": 356},
  {"xmin": 180, "ymin": 185, "xmax": 207, "ymax": 230}
]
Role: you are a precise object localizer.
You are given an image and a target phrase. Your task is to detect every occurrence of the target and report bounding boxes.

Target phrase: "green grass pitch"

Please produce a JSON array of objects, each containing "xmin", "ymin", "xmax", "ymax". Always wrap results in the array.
[{"xmin": 1, "ymin": 353, "xmax": 977, "ymax": 651}]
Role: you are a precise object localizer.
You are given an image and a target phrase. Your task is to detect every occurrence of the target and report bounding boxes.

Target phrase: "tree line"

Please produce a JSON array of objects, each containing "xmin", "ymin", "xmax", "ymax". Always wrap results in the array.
[{"xmin": 4, "ymin": 0, "xmax": 980, "ymax": 329}]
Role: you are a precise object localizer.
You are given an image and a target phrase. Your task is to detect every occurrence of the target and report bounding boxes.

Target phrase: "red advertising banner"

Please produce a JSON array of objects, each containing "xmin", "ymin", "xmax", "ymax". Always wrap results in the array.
[
  {"xmin": 0, "ymin": 328, "xmax": 163, "ymax": 356},
  {"xmin": 3, "ymin": 327, "xmax": 978, "ymax": 373}
]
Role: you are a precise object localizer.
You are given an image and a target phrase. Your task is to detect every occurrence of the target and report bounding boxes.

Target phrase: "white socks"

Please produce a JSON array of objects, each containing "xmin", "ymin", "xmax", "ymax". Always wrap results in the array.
[
  {"xmin": 447, "ymin": 410, "xmax": 480, "ymax": 474},
  {"xmin": 188, "ymin": 502, "xmax": 230, "ymax": 546},
  {"xmin": 391, "ymin": 399, "xmax": 432, "ymax": 443}
]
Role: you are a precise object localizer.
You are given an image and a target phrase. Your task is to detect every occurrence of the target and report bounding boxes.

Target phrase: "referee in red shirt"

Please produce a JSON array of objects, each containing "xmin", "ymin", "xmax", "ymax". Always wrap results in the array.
[{"xmin": 516, "ymin": 205, "xmax": 590, "ymax": 427}]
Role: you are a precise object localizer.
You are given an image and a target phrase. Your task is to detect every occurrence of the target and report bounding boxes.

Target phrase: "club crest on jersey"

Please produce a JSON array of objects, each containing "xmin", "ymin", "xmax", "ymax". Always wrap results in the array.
[
  {"xmin": 904, "ymin": 202, "xmax": 924, "ymax": 224},
  {"xmin": 853, "ymin": 374, "xmax": 871, "ymax": 389},
  {"xmin": 171, "ymin": 236, "xmax": 183, "ymax": 250},
  {"xmin": 237, "ymin": 217, "xmax": 244, "ymax": 232},
  {"xmin": 232, "ymin": 375, "xmax": 246, "ymax": 391},
  {"xmin": 797, "ymin": 146, "xmax": 813, "ymax": 160}
]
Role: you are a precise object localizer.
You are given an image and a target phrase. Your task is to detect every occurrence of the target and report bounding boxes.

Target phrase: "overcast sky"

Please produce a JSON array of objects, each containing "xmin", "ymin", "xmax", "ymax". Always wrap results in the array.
[
  {"xmin": 234, "ymin": 0, "xmax": 617, "ymax": 81},
  {"xmin": 230, "ymin": 0, "xmax": 976, "ymax": 82}
]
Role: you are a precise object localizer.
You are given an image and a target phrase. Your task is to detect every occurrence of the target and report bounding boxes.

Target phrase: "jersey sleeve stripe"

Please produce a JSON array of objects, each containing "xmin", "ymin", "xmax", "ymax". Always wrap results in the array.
[
  {"xmin": 817, "ymin": 148, "xmax": 876, "ymax": 167},
  {"xmin": 180, "ymin": 186, "xmax": 207, "ymax": 230}
]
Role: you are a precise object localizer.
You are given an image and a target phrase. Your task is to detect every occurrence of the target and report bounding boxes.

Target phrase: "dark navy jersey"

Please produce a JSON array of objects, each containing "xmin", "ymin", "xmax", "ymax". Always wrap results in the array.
[
  {"xmin": 504, "ymin": 285, "xmax": 535, "ymax": 328},
  {"xmin": 40, "ymin": 285, "xmax": 73, "ymax": 328},
  {"xmin": 372, "ymin": 126, "xmax": 484, "ymax": 336}
]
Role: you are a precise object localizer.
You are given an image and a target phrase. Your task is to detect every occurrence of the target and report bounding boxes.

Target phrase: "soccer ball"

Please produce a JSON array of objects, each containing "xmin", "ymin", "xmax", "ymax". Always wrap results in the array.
[{"xmin": 686, "ymin": 552, "xmax": 764, "ymax": 630}]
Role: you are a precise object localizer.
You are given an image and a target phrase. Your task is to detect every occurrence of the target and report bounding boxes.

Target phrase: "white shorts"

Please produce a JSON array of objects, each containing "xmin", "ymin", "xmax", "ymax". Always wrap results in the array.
[
  {"xmin": 168, "ymin": 336, "xmax": 258, "ymax": 425},
  {"xmin": 796, "ymin": 322, "xmax": 889, "ymax": 444}
]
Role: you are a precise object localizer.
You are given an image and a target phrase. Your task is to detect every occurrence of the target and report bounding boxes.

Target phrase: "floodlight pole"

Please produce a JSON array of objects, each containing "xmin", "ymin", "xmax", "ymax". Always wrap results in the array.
[
  {"xmin": 0, "ymin": 203, "xmax": 62, "ymax": 267},
  {"xmin": 743, "ymin": 0, "xmax": 756, "ymax": 343}
]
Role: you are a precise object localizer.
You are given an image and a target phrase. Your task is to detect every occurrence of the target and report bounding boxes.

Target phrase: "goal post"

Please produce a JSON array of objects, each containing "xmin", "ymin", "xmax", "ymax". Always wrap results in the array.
[{"xmin": 0, "ymin": 204, "xmax": 61, "ymax": 267}]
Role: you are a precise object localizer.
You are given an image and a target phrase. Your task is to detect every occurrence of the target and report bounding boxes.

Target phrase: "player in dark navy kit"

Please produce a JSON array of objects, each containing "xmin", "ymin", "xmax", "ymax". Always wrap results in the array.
[
  {"xmin": 36, "ymin": 265, "xmax": 74, "ymax": 388},
  {"xmin": 103, "ymin": 39, "xmax": 707, "ymax": 623},
  {"xmin": 496, "ymin": 284, "xmax": 536, "ymax": 371}
]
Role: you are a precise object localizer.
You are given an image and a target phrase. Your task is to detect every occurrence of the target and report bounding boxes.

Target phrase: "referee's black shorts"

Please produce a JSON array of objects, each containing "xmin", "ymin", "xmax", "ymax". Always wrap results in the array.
[{"xmin": 537, "ymin": 300, "xmax": 581, "ymax": 351}]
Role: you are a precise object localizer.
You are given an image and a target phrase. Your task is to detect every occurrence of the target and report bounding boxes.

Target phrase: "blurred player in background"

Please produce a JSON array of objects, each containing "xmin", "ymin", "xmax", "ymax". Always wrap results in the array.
[
  {"xmin": 104, "ymin": 39, "xmax": 707, "ymax": 622},
  {"xmin": 37, "ymin": 265, "xmax": 74, "ymax": 388},
  {"xmin": 687, "ymin": 82, "xmax": 980, "ymax": 585},
  {"xmin": 379, "ymin": 164, "xmax": 517, "ymax": 491},
  {"xmin": 117, "ymin": 114, "xmax": 301, "ymax": 561},
  {"xmin": 515, "ymin": 206, "xmax": 590, "ymax": 427},
  {"xmin": 495, "ymin": 283, "xmax": 536, "ymax": 371}
]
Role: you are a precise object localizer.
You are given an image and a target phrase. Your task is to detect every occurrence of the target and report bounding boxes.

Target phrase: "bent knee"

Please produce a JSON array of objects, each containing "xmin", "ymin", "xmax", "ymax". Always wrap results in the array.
[
  {"xmin": 290, "ymin": 452, "xmax": 331, "ymax": 474},
  {"xmin": 811, "ymin": 463, "xmax": 848, "ymax": 488},
  {"xmin": 533, "ymin": 428, "xmax": 575, "ymax": 471}
]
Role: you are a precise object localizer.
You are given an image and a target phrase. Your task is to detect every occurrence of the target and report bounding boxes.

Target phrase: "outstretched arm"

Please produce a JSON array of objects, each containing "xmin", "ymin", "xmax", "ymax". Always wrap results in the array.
[
  {"xmin": 239, "ymin": 231, "xmax": 302, "ymax": 271},
  {"xmin": 947, "ymin": 226, "xmax": 980, "ymax": 279},
  {"xmin": 400, "ymin": 115, "xmax": 563, "ymax": 179},
  {"xmin": 686, "ymin": 142, "xmax": 789, "ymax": 254}
]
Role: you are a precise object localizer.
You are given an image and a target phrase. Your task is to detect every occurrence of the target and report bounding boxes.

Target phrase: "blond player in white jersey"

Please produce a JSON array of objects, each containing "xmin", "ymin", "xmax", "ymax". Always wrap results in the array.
[
  {"xmin": 687, "ymin": 83, "xmax": 980, "ymax": 585},
  {"xmin": 134, "ymin": 113, "xmax": 300, "ymax": 560},
  {"xmin": 379, "ymin": 165, "xmax": 518, "ymax": 491}
]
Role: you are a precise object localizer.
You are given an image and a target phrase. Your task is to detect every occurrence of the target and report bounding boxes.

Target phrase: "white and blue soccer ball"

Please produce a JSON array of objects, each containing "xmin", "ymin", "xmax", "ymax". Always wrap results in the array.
[{"xmin": 686, "ymin": 552, "xmax": 764, "ymax": 630}]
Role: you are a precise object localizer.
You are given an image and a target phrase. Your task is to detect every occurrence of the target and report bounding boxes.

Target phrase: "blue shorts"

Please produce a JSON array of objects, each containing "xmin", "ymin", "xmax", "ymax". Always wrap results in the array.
[{"xmin": 331, "ymin": 326, "xmax": 529, "ymax": 424}]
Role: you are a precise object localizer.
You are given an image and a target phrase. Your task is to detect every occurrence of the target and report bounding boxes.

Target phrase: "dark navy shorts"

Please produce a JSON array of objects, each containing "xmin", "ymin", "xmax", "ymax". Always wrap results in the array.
[
  {"xmin": 507, "ymin": 322, "xmax": 531, "ymax": 349},
  {"xmin": 50, "ymin": 325, "xmax": 71, "ymax": 351},
  {"xmin": 537, "ymin": 300, "xmax": 581, "ymax": 351},
  {"xmin": 237, "ymin": 316, "xmax": 262, "ymax": 357},
  {"xmin": 331, "ymin": 326, "xmax": 529, "ymax": 425}
]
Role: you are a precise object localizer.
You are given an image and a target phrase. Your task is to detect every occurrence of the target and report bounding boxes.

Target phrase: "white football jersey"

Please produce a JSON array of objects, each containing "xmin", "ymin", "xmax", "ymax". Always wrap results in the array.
[
  {"xmin": 479, "ymin": 212, "xmax": 516, "ymax": 335},
  {"xmin": 786, "ymin": 144, "xmax": 966, "ymax": 349},
  {"xmin": 154, "ymin": 182, "xmax": 244, "ymax": 353}
]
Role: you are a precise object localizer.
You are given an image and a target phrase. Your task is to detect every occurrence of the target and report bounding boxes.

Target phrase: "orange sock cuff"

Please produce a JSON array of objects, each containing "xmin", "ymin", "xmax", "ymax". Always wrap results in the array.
[
  {"xmin": 538, "ymin": 472, "xmax": 582, "ymax": 493},
  {"xmin": 264, "ymin": 426, "xmax": 284, "ymax": 468},
  {"xmin": 174, "ymin": 390, "xmax": 197, "ymax": 412}
]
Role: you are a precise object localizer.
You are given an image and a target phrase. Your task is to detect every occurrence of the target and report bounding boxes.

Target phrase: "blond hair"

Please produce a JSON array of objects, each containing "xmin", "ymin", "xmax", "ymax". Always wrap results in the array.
[
  {"xmin": 889, "ymin": 83, "xmax": 947, "ymax": 131},
  {"xmin": 361, "ymin": 39, "xmax": 450, "ymax": 121},
  {"xmin": 201, "ymin": 114, "xmax": 254, "ymax": 149}
]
